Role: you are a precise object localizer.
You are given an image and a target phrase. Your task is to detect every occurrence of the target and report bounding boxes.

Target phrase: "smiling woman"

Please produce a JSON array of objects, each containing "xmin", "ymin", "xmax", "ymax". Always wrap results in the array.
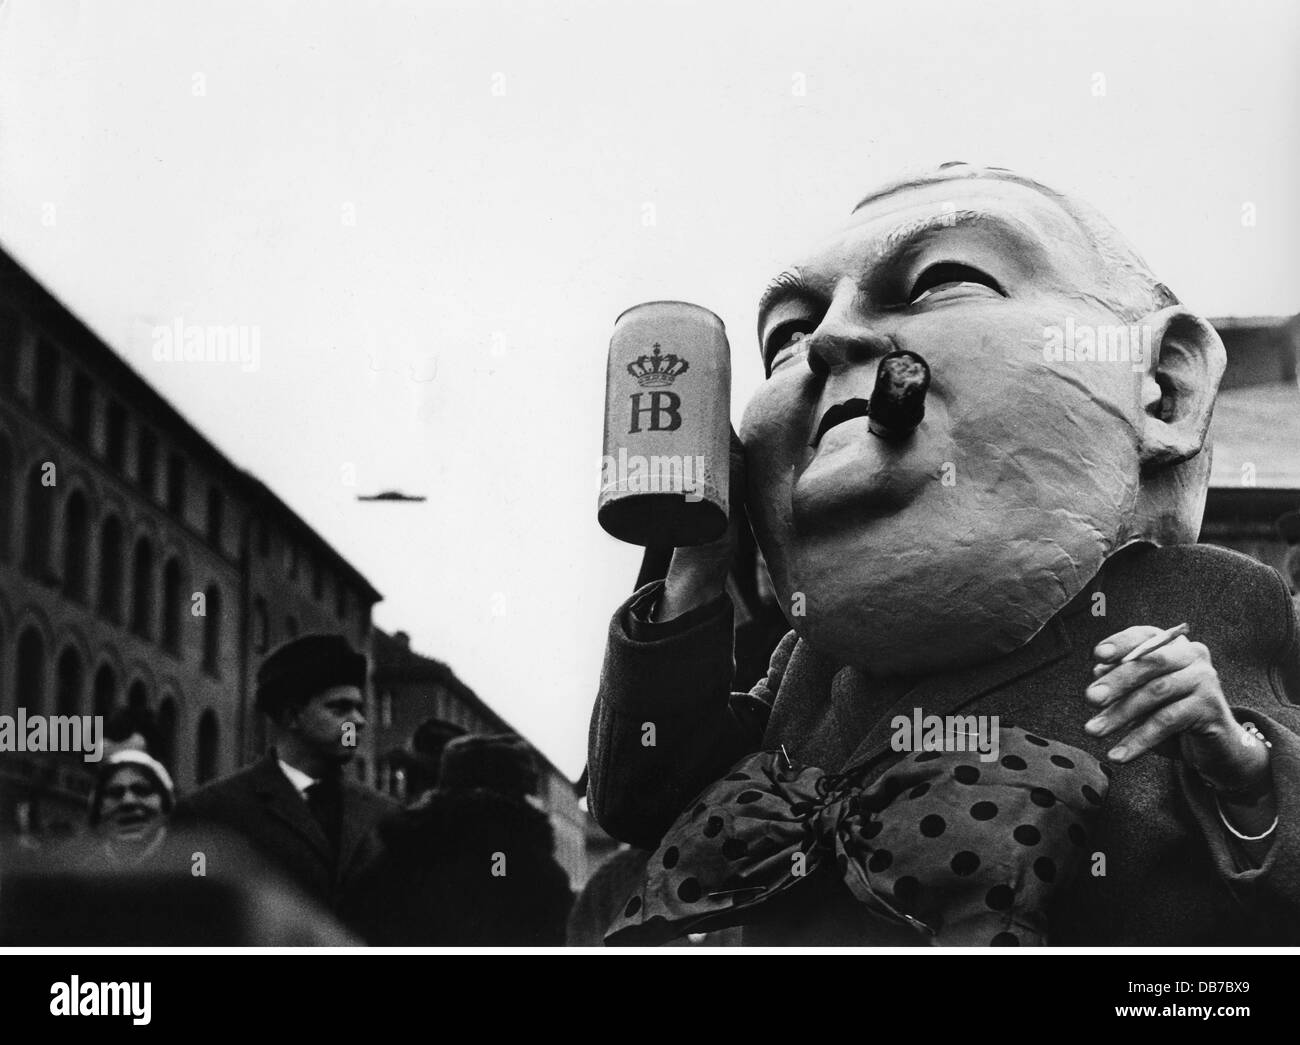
[{"xmin": 83, "ymin": 748, "xmax": 175, "ymax": 871}]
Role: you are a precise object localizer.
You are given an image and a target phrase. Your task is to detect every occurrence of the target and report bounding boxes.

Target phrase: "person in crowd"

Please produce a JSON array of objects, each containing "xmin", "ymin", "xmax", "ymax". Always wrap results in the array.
[
  {"xmin": 390, "ymin": 717, "xmax": 466, "ymax": 801},
  {"xmin": 348, "ymin": 733, "xmax": 573, "ymax": 945},
  {"xmin": 171, "ymin": 633, "xmax": 398, "ymax": 929},
  {"xmin": 81, "ymin": 747, "xmax": 175, "ymax": 871}
]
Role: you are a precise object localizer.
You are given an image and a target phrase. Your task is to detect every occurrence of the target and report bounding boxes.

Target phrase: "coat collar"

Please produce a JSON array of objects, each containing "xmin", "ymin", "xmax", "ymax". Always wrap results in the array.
[
  {"xmin": 839, "ymin": 609, "xmax": 1076, "ymax": 776},
  {"xmin": 249, "ymin": 750, "xmax": 334, "ymax": 863},
  {"xmin": 248, "ymin": 750, "xmax": 378, "ymax": 878},
  {"xmin": 834, "ymin": 544, "xmax": 1142, "ymax": 774}
]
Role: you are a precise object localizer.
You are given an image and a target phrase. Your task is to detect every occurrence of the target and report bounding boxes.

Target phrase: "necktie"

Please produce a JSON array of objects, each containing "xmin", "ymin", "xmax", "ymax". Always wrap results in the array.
[
  {"xmin": 606, "ymin": 725, "xmax": 1109, "ymax": 946},
  {"xmin": 305, "ymin": 773, "xmax": 343, "ymax": 857}
]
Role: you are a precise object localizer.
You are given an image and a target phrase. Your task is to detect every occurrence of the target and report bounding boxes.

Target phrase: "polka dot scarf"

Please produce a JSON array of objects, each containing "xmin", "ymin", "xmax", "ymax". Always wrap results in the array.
[{"xmin": 606, "ymin": 726, "xmax": 1109, "ymax": 946}]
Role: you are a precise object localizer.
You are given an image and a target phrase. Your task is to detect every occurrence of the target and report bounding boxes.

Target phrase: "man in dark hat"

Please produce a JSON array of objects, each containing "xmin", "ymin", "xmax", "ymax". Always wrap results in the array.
[
  {"xmin": 347, "ymin": 733, "xmax": 573, "ymax": 945},
  {"xmin": 389, "ymin": 717, "xmax": 466, "ymax": 801},
  {"xmin": 172, "ymin": 634, "xmax": 398, "ymax": 930}
]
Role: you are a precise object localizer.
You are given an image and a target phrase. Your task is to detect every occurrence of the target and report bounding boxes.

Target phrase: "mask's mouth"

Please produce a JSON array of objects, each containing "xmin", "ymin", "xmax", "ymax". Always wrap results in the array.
[{"xmin": 811, "ymin": 398, "xmax": 870, "ymax": 446}]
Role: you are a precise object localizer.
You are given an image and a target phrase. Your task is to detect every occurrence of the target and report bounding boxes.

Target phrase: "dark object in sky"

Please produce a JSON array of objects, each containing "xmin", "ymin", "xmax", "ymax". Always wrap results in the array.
[{"xmin": 356, "ymin": 490, "xmax": 427, "ymax": 502}]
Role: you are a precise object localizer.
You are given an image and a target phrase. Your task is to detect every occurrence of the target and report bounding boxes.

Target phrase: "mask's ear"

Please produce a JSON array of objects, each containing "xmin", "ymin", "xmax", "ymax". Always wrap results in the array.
[{"xmin": 1138, "ymin": 307, "xmax": 1226, "ymax": 472}]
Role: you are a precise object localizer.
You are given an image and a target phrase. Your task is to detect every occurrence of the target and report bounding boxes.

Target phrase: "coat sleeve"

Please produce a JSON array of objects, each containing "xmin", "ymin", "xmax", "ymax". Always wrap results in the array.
[
  {"xmin": 1179, "ymin": 561, "xmax": 1300, "ymax": 940},
  {"xmin": 586, "ymin": 580, "xmax": 795, "ymax": 849}
]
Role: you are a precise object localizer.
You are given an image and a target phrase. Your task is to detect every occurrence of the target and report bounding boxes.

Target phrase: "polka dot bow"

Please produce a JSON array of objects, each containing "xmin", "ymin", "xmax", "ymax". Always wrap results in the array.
[{"xmin": 606, "ymin": 726, "xmax": 1109, "ymax": 946}]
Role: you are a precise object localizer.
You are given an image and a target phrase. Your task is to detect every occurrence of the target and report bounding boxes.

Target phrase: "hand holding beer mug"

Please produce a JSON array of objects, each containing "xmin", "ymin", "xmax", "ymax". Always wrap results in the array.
[{"xmin": 598, "ymin": 302, "xmax": 744, "ymax": 621}]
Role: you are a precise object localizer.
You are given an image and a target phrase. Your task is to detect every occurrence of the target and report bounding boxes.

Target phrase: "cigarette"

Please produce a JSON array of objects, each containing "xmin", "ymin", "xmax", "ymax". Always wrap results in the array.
[{"xmin": 1096, "ymin": 622, "xmax": 1190, "ymax": 676}]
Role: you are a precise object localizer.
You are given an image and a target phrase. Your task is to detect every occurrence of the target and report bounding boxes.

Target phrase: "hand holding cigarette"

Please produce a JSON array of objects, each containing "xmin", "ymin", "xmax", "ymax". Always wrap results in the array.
[{"xmin": 1082, "ymin": 624, "xmax": 1272, "ymax": 798}]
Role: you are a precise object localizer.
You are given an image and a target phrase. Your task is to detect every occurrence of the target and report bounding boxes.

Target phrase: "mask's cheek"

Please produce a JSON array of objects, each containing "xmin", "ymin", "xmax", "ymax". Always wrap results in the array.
[
  {"xmin": 740, "ymin": 382, "xmax": 807, "ymax": 604},
  {"xmin": 948, "ymin": 348, "xmax": 1142, "ymax": 493}
]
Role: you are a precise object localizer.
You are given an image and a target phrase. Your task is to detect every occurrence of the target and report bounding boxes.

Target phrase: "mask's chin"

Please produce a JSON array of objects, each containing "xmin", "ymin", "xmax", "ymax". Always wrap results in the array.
[{"xmin": 777, "ymin": 512, "xmax": 1113, "ymax": 677}]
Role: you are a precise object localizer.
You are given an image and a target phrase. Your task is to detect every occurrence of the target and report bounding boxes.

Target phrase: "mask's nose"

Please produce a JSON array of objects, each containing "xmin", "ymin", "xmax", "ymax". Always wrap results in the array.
[{"xmin": 867, "ymin": 350, "xmax": 931, "ymax": 439}]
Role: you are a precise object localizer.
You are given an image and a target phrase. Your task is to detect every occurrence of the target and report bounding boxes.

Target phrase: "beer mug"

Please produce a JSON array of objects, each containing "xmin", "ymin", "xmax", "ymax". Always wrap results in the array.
[{"xmin": 598, "ymin": 301, "xmax": 731, "ymax": 547}]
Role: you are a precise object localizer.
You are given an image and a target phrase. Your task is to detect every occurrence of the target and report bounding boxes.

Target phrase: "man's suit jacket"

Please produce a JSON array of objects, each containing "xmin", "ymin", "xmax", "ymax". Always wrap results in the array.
[
  {"xmin": 588, "ymin": 542, "xmax": 1300, "ymax": 944},
  {"xmin": 172, "ymin": 752, "xmax": 399, "ymax": 924}
]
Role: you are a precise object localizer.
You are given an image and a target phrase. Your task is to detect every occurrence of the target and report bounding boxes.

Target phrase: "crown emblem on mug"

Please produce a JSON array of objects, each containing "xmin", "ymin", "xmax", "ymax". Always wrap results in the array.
[{"xmin": 627, "ymin": 343, "xmax": 689, "ymax": 387}]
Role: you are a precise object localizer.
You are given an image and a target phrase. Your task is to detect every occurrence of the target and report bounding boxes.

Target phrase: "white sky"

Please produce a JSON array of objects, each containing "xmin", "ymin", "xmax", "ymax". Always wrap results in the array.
[{"xmin": 1, "ymin": 0, "xmax": 1297, "ymax": 777}]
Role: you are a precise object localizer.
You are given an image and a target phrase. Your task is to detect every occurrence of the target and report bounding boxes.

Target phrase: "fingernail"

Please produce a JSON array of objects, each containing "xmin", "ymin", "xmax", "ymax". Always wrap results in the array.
[
  {"xmin": 1085, "ymin": 716, "xmax": 1106, "ymax": 734},
  {"xmin": 1087, "ymin": 683, "xmax": 1108, "ymax": 702},
  {"xmin": 1097, "ymin": 643, "xmax": 1115, "ymax": 659},
  {"xmin": 1107, "ymin": 746, "xmax": 1127, "ymax": 762}
]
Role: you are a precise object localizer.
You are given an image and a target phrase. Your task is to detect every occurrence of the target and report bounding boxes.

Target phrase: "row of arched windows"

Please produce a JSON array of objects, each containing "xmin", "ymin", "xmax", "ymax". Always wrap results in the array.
[
  {"xmin": 0, "ymin": 433, "xmax": 225, "ymax": 677},
  {"xmin": 4, "ymin": 624, "xmax": 221, "ymax": 784}
]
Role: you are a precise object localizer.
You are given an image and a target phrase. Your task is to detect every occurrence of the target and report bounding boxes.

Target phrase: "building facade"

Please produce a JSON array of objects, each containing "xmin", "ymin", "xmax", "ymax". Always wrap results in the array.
[
  {"xmin": 0, "ymin": 244, "xmax": 382, "ymax": 840},
  {"xmin": 1202, "ymin": 314, "xmax": 1300, "ymax": 584}
]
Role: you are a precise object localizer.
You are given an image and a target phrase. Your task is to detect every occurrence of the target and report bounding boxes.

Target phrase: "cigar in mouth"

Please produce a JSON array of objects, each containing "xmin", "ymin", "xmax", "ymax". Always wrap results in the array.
[{"xmin": 867, "ymin": 350, "xmax": 931, "ymax": 440}]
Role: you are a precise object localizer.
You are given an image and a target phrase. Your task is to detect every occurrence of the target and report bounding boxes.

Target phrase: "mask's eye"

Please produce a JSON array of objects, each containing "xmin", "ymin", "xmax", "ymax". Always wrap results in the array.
[
  {"xmin": 765, "ymin": 319, "xmax": 818, "ymax": 372},
  {"xmin": 907, "ymin": 262, "xmax": 1003, "ymax": 304}
]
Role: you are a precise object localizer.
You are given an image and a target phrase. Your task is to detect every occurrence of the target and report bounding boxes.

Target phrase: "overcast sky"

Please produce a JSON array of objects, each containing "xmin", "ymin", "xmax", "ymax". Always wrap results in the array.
[{"xmin": 1, "ymin": 0, "xmax": 1297, "ymax": 777}]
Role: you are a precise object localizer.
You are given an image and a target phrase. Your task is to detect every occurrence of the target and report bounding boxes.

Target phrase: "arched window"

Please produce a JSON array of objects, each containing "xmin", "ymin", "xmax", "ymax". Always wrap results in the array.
[
  {"xmin": 127, "ymin": 679, "xmax": 148, "ymax": 710},
  {"xmin": 15, "ymin": 628, "xmax": 46, "ymax": 714},
  {"xmin": 92, "ymin": 664, "xmax": 116, "ymax": 718},
  {"xmin": 206, "ymin": 487, "xmax": 223, "ymax": 545},
  {"xmin": 196, "ymin": 709, "xmax": 219, "ymax": 784},
  {"xmin": 130, "ymin": 536, "xmax": 155, "ymax": 638},
  {"xmin": 55, "ymin": 647, "xmax": 83, "ymax": 716},
  {"xmin": 105, "ymin": 400, "xmax": 127, "ymax": 472},
  {"xmin": 34, "ymin": 339, "xmax": 59, "ymax": 415},
  {"xmin": 62, "ymin": 491, "xmax": 89, "ymax": 602},
  {"xmin": 252, "ymin": 597, "xmax": 269, "ymax": 654},
  {"xmin": 70, "ymin": 372, "xmax": 93, "ymax": 443},
  {"xmin": 97, "ymin": 516, "xmax": 124, "ymax": 624},
  {"xmin": 166, "ymin": 453, "xmax": 186, "ymax": 515},
  {"xmin": 157, "ymin": 697, "xmax": 177, "ymax": 771},
  {"xmin": 0, "ymin": 310, "xmax": 19, "ymax": 390},
  {"xmin": 22, "ymin": 464, "xmax": 54, "ymax": 580},
  {"xmin": 202, "ymin": 585, "xmax": 221, "ymax": 675},
  {"xmin": 136, "ymin": 427, "xmax": 157, "ymax": 498},
  {"xmin": 0, "ymin": 433, "xmax": 13, "ymax": 561},
  {"xmin": 162, "ymin": 558, "xmax": 183, "ymax": 654}
]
